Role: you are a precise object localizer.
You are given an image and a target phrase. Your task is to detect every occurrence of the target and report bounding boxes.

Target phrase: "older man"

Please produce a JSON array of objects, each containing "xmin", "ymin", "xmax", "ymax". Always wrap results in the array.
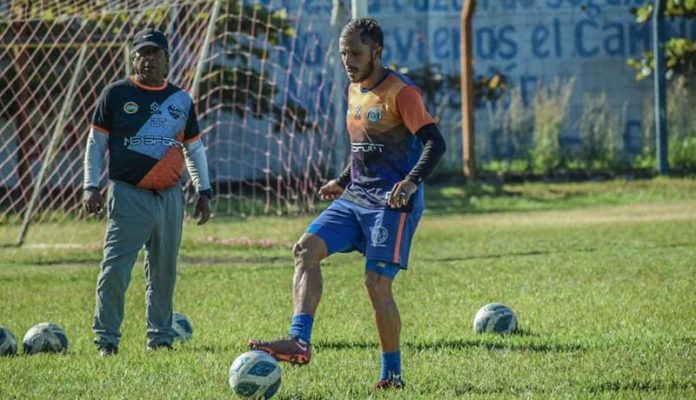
[{"xmin": 83, "ymin": 28, "xmax": 211, "ymax": 356}]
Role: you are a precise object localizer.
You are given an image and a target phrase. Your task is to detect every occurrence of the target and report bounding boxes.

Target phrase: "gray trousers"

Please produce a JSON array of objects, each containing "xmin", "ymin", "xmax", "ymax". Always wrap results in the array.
[{"xmin": 93, "ymin": 180, "xmax": 184, "ymax": 347}]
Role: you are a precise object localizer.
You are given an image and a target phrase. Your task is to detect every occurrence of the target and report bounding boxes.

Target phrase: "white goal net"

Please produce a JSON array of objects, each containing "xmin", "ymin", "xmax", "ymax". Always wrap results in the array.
[{"xmin": 0, "ymin": 0, "xmax": 346, "ymax": 246}]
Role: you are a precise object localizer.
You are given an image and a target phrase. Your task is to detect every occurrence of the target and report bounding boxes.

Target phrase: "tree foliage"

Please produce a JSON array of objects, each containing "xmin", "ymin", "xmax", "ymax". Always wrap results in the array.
[
  {"xmin": 628, "ymin": 0, "xmax": 696, "ymax": 80},
  {"xmin": 197, "ymin": 1, "xmax": 311, "ymax": 132}
]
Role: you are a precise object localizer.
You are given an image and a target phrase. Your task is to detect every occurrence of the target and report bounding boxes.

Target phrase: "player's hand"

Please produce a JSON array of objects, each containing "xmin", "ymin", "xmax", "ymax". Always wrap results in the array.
[
  {"xmin": 318, "ymin": 179, "xmax": 344, "ymax": 201},
  {"xmin": 388, "ymin": 180, "xmax": 417, "ymax": 209},
  {"xmin": 194, "ymin": 196, "xmax": 211, "ymax": 225},
  {"xmin": 82, "ymin": 188, "xmax": 103, "ymax": 215}
]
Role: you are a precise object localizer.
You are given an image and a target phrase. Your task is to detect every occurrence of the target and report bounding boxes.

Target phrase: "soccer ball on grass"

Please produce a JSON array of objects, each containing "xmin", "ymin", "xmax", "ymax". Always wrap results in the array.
[
  {"xmin": 0, "ymin": 326, "xmax": 18, "ymax": 356},
  {"xmin": 23, "ymin": 322, "xmax": 68, "ymax": 354},
  {"xmin": 229, "ymin": 350, "xmax": 282, "ymax": 399},
  {"xmin": 172, "ymin": 311, "xmax": 192, "ymax": 342},
  {"xmin": 473, "ymin": 303, "xmax": 518, "ymax": 334}
]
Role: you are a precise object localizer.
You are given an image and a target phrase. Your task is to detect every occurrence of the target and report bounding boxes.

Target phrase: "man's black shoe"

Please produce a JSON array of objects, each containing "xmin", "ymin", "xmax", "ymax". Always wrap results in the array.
[{"xmin": 98, "ymin": 344, "xmax": 118, "ymax": 357}]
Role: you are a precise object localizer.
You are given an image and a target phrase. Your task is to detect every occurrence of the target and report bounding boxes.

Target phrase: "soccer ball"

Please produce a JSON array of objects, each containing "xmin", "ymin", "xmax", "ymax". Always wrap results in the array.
[
  {"xmin": 23, "ymin": 323, "xmax": 68, "ymax": 354},
  {"xmin": 473, "ymin": 303, "xmax": 518, "ymax": 334},
  {"xmin": 0, "ymin": 326, "xmax": 18, "ymax": 356},
  {"xmin": 228, "ymin": 350, "xmax": 282, "ymax": 399},
  {"xmin": 172, "ymin": 311, "xmax": 192, "ymax": 342}
]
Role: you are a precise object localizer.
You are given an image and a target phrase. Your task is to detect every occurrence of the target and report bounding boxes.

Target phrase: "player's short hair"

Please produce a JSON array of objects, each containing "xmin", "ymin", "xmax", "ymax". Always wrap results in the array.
[{"xmin": 341, "ymin": 18, "xmax": 383, "ymax": 48}]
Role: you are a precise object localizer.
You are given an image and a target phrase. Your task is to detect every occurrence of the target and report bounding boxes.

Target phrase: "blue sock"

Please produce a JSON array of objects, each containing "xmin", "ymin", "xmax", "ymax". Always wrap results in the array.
[
  {"xmin": 288, "ymin": 313, "xmax": 314, "ymax": 344},
  {"xmin": 380, "ymin": 350, "xmax": 401, "ymax": 380}
]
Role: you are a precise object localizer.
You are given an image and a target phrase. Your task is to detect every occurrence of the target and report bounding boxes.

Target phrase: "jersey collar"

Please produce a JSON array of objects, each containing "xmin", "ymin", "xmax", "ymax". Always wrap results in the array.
[{"xmin": 129, "ymin": 76, "xmax": 168, "ymax": 91}]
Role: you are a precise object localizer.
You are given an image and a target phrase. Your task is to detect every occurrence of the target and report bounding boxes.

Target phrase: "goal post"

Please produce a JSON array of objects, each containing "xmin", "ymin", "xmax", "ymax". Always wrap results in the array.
[{"xmin": 16, "ymin": 44, "xmax": 88, "ymax": 247}]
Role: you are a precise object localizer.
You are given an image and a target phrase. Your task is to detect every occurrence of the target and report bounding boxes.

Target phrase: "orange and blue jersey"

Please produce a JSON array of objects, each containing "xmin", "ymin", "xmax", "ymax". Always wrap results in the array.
[
  {"xmin": 305, "ymin": 69, "xmax": 434, "ymax": 271},
  {"xmin": 342, "ymin": 69, "xmax": 434, "ymax": 210},
  {"xmin": 91, "ymin": 77, "xmax": 200, "ymax": 190}
]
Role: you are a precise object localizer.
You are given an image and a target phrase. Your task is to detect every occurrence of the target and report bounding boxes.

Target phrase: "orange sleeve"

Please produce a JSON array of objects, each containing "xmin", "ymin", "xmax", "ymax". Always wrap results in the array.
[
  {"xmin": 395, "ymin": 86, "xmax": 434, "ymax": 134},
  {"xmin": 90, "ymin": 124, "xmax": 110, "ymax": 135},
  {"xmin": 184, "ymin": 135, "xmax": 201, "ymax": 145}
]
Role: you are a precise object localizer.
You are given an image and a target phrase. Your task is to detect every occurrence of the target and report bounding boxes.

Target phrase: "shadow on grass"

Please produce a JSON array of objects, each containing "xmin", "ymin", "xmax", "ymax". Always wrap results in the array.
[
  {"xmin": 181, "ymin": 343, "xmax": 242, "ymax": 354},
  {"xmin": 317, "ymin": 334, "xmax": 584, "ymax": 353},
  {"xmin": 276, "ymin": 394, "xmax": 333, "ymax": 400},
  {"xmin": 588, "ymin": 380, "xmax": 696, "ymax": 393},
  {"xmin": 18, "ymin": 255, "xmax": 289, "ymax": 267},
  {"xmin": 424, "ymin": 249, "xmax": 569, "ymax": 263},
  {"xmin": 424, "ymin": 241, "xmax": 696, "ymax": 263},
  {"xmin": 450, "ymin": 379, "xmax": 696, "ymax": 396},
  {"xmin": 180, "ymin": 256, "xmax": 288, "ymax": 266},
  {"xmin": 409, "ymin": 338, "xmax": 584, "ymax": 353}
]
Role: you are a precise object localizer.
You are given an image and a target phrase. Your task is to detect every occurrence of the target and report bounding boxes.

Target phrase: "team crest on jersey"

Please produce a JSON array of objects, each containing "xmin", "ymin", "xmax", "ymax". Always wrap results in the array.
[
  {"xmin": 370, "ymin": 226, "xmax": 389, "ymax": 247},
  {"xmin": 366, "ymin": 106, "xmax": 382, "ymax": 122},
  {"xmin": 123, "ymin": 101, "xmax": 138, "ymax": 114},
  {"xmin": 150, "ymin": 102, "xmax": 161, "ymax": 114}
]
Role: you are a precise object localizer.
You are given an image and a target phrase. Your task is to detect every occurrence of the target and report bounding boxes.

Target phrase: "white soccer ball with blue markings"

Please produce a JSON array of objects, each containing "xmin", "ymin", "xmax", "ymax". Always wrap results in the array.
[
  {"xmin": 0, "ymin": 326, "xmax": 18, "ymax": 356},
  {"xmin": 22, "ymin": 322, "xmax": 68, "ymax": 354},
  {"xmin": 229, "ymin": 350, "xmax": 282, "ymax": 399},
  {"xmin": 172, "ymin": 312, "xmax": 192, "ymax": 342},
  {"xmin": 473, "ymin": 303, "xmax": 518, "ymax": 334}
]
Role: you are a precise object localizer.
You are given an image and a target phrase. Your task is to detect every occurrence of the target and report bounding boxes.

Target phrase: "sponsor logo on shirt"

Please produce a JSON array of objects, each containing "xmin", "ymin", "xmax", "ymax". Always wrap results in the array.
[
  {"xmin": 351, "ymin": 142, "xmax": 384, "ymax": 153},
  {"xmin": 124, "ymin": 136, "xmax": 182, "ymax": 148},
  {"xmin": 123, "ymin": 101, "xmax": 139, "ymax": 114},
  {"xmin": 366, "ymin": 106, "xmax": 382, "ymax": 122}
]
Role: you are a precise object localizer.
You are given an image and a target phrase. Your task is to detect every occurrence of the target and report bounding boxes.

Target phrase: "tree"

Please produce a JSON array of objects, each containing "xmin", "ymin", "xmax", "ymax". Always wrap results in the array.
[{"xmin": 628, "ymin": 0, "xmax": 696, "ymax": 80}]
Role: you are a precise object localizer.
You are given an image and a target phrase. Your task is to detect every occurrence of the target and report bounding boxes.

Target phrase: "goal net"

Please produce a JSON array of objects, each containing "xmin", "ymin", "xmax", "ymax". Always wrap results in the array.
[{"xmin": 0, "ymin": 0, "xmax": 345, "ymax": 246}]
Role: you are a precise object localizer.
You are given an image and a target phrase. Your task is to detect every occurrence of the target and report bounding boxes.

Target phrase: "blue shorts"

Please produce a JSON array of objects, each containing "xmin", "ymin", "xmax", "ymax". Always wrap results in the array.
[{"xmin": 307, "ymin": 199, "xmax": 423, "ymax": 279}]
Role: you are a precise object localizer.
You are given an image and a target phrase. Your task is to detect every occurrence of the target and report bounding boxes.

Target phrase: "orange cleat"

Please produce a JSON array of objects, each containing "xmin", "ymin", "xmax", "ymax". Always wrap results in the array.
[{"xmin": 248, "ymin": 336, "xmax": 312, "ymax": 366}]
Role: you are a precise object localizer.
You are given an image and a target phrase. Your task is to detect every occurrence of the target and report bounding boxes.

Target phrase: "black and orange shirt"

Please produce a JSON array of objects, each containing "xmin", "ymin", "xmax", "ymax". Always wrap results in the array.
[
  {"xmin": 342, "ymin": 70, "xmax": 434, "ymax": 209},
  {"xmin": 91, "ymin": 77, "xmax": 200, "ymax": 190}
]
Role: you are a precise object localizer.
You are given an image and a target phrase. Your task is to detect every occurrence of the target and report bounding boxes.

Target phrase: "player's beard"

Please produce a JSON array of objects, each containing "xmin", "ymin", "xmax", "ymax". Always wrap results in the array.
[{"xmin": 353, "ymin": 54, "xmax": 376, "ymax": 83}]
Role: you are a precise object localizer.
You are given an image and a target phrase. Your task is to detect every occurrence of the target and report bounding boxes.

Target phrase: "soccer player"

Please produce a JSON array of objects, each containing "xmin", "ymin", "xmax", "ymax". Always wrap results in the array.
[
  {"xmin": 82, "ymin": 28, "xmax": 212, "ymax": 357},
  {"xmin": 249, "ymin": 18, "xmax": 446, "ymax": 389}
]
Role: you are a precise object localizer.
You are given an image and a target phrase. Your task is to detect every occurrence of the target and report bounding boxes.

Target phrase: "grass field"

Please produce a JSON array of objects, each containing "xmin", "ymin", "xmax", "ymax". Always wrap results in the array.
[{"xmin": 1, "ymin": 178, "xmax": 695, "ymax": 399}]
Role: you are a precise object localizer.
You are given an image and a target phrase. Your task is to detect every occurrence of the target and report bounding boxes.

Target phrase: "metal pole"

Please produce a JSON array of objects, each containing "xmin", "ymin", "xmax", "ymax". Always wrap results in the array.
[
  {"xmin": 123, "ymin": 45, "xmax": 131, "ymax": 77},
  {"xmin": 652, "ymin": 0, "xmax": 668, "ymax": 173},
  {"xmin": 17, "ymin": 45, "xmax": 88, "ymax": 246},
  {"xmin": 331, "ymin": 0, "xmax": 347, "ymax": 176},
  {"xmin": 460, "ymin": 0, "xmax": 476, "ymax": 179},
  {"xmin": 351, "ymin": 0, "xmax": 368, "ymax": 18},
  {"xmin": 191, "ymin": 0, "xmax": 221, "ymax": 102}
]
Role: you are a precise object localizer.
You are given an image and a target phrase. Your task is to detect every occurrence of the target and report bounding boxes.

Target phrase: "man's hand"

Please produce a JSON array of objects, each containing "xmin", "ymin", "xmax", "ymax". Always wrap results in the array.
[
  {"xmin": 194, "ymin": 196, "xmax": 211, "ymax": 225},
  {"xmin": 318, "ymin": 179, "xmax": 344, "ymax": 201},
  {"xmin": 387, "ymin": 180, "xmax": 418, "ymax": 209},
  {"xmin": 82, "ymin": 187, "xmax": 103, "ymax": 215}
]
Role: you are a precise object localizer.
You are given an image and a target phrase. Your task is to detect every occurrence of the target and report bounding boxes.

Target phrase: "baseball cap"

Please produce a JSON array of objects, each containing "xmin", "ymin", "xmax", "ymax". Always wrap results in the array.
[{"xmin": 132, "ymin": 28, "xmax": 168, "ymax": 53}]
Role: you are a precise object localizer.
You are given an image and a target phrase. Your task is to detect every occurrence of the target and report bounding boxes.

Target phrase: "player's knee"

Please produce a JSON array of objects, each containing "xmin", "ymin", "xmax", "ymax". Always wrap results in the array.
[
  {"xmin": 364, "ymin": 273, "xmax": 391, "ymax": 297},
  {"xmin": 292, "ymin": 241, "xmax": 322, "ymax": 268}
]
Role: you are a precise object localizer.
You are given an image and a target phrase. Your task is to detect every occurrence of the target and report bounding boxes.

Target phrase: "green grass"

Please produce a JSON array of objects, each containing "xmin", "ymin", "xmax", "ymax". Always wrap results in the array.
[{"xmin": 1, "ymin": 178, "xmax": 695, "ymax": 399}]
